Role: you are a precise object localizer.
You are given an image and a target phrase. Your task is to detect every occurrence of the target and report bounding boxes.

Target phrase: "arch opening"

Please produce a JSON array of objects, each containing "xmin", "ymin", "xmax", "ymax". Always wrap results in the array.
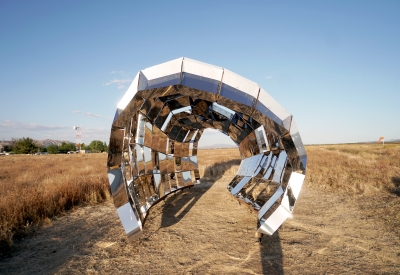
[{"xmin": 107, "ymin": 58, "xmax": 307, "ymax": 241}]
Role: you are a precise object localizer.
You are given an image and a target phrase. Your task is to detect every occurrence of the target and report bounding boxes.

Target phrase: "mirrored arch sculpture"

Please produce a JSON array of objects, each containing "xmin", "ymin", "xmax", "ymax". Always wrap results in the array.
[{"xmin": 107, "ymin": 57, "xmax": 307, "ymax": 241}]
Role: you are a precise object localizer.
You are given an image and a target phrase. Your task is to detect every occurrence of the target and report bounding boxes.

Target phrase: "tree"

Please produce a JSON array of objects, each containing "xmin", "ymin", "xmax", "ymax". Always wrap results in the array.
[
  {"xmin": 58, "ymin": 142, "xmax": 76, "ymax": 153},
  {"xmin": 47, "ymin": 145, "xmax": 59, "ymax": 154},
  {"xmin": 13, "ymin": 137, "xmax": 38, "ymax": 154},
  {"xmin": 88, "ymin": 140, "xmax": 107, "ymax": 152},
  {"xmin": 103, "ymin": 141, "xmax": 108, "ymax": 152}
]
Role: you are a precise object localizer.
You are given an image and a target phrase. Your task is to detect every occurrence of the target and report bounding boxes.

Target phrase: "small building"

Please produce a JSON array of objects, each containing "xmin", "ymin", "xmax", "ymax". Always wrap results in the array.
[{"xmin": 79, "ymin": 149, "xmax": 92, "ymax": 154}]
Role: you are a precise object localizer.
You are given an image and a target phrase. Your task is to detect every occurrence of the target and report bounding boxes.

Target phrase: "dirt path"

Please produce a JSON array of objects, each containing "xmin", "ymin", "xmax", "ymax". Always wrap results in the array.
[{"xmin": 1, "ymin": 177, "xmax": 399, "ymax": 274}]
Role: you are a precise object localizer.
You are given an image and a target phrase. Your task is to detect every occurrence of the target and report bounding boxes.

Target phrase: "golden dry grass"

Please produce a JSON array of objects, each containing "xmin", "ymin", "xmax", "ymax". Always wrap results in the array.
[
  {"xmin": 306, "ymin": 143, "xmax": 400, "ymax": 194},
  {"xmin": 1, "ymin": 143, "xmax": 399, "ymax": 253},
  {"xmin": 198, "ymin": 148, "xmax": 241, "ymax": 178},
  {"xmin": 0, "ymin": 154, "xmax": 110, "ymax": 249},
  {"xmin": 199, "ymin": 143, "xmax": 400, "ymax": 194},
  {"xmin": 0, "ymin": 145, "xmax": 399, "ymax": 274}
]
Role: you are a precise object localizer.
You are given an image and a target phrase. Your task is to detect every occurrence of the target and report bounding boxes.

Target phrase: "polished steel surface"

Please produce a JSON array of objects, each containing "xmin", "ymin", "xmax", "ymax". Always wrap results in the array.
[{"xmin": 108, "ymin": 57, "xmax": 307, "ymax": 241}]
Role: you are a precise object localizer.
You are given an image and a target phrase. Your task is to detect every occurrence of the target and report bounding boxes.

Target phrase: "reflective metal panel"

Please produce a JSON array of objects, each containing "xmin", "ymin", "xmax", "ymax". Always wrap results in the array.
[
  {"xmin": 255, "ymin": 126, "xmax": 269, "ymax": 153},
  {"xmin": 116, "ymin": 203, "xmax": 143, "ymax": 241},
  {"xmin": 108, "ymin": 127, "xmax": 124, "ymax": 168},
  {"xmin": 169, "ymin": 172, "xmax": 178, "ymax": 190},
  {"xmin": 108, "ymin": 168, "xmax": 129, "ymax": 208},
  {"xmin": 166, "ymin": 154, "xmax": 175, "ymax": 173},
  {"xmin": 290, "ymin": 118, "xmax": 307, "ymax": 157},
  {"xmin": 272, "ymin": 151, "xmax": 287, "ymax": 184},
  {"xmin": 181, "ymin": 156, "xmax": 190, "ymax": 171},
  {"xmin": 258, "ymin": 205, "xmax": 291, "ymax": 235},
  {"xmin": 161, "ymin": 173, "xmax": 171, "ymax": 195},
  {"xmin": 227, "ymin": 175, "xmax": 245, "ymax": 192},
  {"xmin": 183, "ymin": 171, "xmax": 193, "ymax": 185},
  {"xmin": 256, "ymin": 88, "xmax": 291, "ymax": 128},
  {"xmin": 158, "ymin": 152, "xmax": 168, "ymax": 173},
  {"xmin": 230, "ymin": 176, "xmax": 251, "ymax": 195},
  {"xmin": 143, "ymin": 146, "xmax": 153, "ymax": 173},
  {"xmin": 153, "ymin": 173, "xmax": 162, "ymax": 193},
  {"xmin": 135, "ymin": 144, "xmax": 145, "ymax": 175}
]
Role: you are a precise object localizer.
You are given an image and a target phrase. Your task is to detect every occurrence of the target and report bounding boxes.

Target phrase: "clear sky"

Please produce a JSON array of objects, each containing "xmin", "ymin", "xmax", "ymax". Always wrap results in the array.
[{"xmin": 1, "ymin": 0, "xmax": 399, "ymax": 146}]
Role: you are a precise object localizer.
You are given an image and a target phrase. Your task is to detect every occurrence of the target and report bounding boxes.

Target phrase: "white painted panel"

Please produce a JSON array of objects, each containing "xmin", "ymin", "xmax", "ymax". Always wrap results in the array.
[
  {"xmin": 117, "ymin": 72, "xmax": 140, "ymax": 110},
  {"xmin": 222, "ymin": 69, "xmax": 259, "ymax": 98},
  {"xmin": 140, "ymin": 57, "xmax": 183, "ymax": 80},
  {"xmin": 182, "ymin": 57, "xmax": 223, "ymax": 81},
  {"xmin": 257, "ymin": 88, "xmax": 291, "ymax": 121}
]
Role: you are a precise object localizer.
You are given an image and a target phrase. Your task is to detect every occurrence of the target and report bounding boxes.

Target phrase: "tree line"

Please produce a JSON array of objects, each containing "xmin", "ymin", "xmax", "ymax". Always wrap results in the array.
[{"xmin": 3, "ymin": 137, "xmax": 108, "ymax": 154}]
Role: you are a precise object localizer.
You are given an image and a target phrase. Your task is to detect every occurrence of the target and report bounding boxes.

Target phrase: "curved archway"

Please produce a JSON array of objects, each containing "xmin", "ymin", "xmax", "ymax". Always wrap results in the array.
[{"xmin": 107, "ymin": 58, "xmax": 307, "ymax": 241}]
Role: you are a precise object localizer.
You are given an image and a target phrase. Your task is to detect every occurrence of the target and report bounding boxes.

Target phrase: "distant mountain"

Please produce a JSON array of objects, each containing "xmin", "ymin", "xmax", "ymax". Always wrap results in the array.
[
  {"xmin": 199, "ymin": 143, "xmax": 238, "ymax": 149},
  {"xmin": 34, "ymin": 139, "xmax": 75, "ymax": 147},
  {"xmin": 0, "ymin": 139, "xmax": 74, "ymax": 147}
]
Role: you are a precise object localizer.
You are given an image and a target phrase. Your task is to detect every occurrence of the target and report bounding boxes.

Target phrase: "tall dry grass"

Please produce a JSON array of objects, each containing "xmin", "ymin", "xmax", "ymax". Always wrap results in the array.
[
  {"xmin": 197, "ymin": 148, "xmax": 241, "ymax": 178},
  {"xmin": 305, "ymin": 143, "xmax": 400, "ymax": 194},
  {"xmin": 197, "ymin": 144, "xmax": 400, "ymax": 195},
  {"xmin": 0, "ymin": 154, "xmax": 110, "ymax": 249}
]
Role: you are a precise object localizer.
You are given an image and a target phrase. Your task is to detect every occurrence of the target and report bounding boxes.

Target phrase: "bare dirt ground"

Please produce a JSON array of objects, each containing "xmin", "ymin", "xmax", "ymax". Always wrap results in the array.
[{"xmin": 1, "ymin": 175, "xmax": 399, "ymax": 274}]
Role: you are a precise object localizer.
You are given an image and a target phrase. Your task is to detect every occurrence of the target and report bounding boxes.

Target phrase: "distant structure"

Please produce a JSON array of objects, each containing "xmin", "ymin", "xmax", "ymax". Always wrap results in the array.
[
  {"xmin": 73, "ymin": 126, "xmax": 82, "ymax": 151},
  {"xmin": 378, "ymin": 136, "xmax": 384, "ymax": 146}
]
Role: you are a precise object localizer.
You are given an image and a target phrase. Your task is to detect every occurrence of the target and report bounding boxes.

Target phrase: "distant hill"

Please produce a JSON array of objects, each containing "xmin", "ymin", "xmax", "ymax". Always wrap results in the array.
[
  {"xmin": 199, "ymin": 143, "xmax": 238, "ymax": 149},
  {"xmin": 1, "ymin": 139, "xmax": 74, "ymax": 148},
  {"xmin": 34, "ymin": 139, "xmax": 75, "ymax": 147}
]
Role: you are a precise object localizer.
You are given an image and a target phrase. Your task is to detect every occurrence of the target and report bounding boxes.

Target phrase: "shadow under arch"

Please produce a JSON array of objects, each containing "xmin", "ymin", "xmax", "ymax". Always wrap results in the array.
[
  {"xmin": 203, "ymin": 159, "xmax": 241, "ymax": 180},
  {"xmin": 260, "ymin": 232, "xmax": 284, "ymax": 275},
  {"xmin": 159, "ymin": 158, "xmax": 240, "ymax": 228},
  {"xmin": 392, "ymin": 176, "xmax": 400, "ymax": 196}
]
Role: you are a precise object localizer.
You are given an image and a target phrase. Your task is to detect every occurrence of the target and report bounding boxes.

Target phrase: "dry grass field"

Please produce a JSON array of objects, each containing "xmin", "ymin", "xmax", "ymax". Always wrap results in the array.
[
  {"xmin": 306, "ymin": 143, "xmax": 400, "ymax": 194},
  {"xmin": 0, "ymin": 154, "xmax": 110, "ymax": 250},
  {"xmin": 0, "ymin": 144, "xmax": 399, "ymax": 274}
]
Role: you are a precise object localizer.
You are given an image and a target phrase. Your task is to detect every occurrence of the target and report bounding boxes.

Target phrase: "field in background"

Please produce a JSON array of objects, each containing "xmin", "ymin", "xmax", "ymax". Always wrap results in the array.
[
  {"xmin": 0, "ymin": 154, "xmax": 110, "ymax": 250},
  {"xmin": 306, "ymin": 143, "xmax": 400, "ymax": 194},
  {"xmin": 1, "ymin": 144, "xmax": 399, "ymax": 254},
  {"xmin": 198, "ymin": 148, "xmax": 241, "ymax": 179}
]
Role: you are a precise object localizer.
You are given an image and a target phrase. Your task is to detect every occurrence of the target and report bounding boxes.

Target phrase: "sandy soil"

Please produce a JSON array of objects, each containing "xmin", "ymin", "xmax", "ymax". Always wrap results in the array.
[{"xmin": 1, "ymin": 176, "xmax": 399, "ymax": 274}]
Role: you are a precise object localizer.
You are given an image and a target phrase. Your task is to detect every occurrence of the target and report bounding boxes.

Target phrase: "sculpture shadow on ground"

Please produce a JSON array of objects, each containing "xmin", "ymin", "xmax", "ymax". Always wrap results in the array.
[
  {"xmin": 159, "ymin": 158, "xmax": 241, "ymax": 228},
  {"xmin": 158, "ymin": 158, "xmax": 284, "ymax": 274},
  {"xmin": 392, "ymin": 176, "xmax": 400, "ymax": 196},
  {"xmin": 260, "ymin": 232, "xmax": 284, "ymax": 275}
]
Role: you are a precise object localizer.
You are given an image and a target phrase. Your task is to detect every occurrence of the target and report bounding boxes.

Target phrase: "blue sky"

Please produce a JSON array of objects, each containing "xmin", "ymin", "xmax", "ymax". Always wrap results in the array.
[{"xmin": 0, "ymin": 0, "xmax": 399, "ymax": 146}]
